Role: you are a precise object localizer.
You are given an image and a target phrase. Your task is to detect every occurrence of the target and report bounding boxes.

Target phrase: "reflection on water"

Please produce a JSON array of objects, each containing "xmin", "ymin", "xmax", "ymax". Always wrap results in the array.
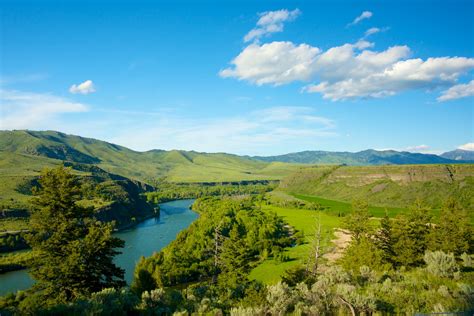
[{"xmin": 0, "ymin": 199, "xmax": 197, "ymax": 296}]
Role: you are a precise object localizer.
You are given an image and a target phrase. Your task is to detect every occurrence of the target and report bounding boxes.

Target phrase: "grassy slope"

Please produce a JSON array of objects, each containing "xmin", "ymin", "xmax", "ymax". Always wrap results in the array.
[
  {"xmin": 279, "ymin": 164, "xmax": 474, "ymax": 211},
  {"xmin": 249, "ymin": 205, "xmax": 341, "ymax": 284},
  {"xmin": 0, "ymin": 130, "xmax": 301, "ymax": 184}
]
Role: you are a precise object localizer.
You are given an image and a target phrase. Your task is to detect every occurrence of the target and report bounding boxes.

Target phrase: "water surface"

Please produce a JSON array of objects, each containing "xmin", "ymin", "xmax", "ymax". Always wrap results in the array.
[{"xmin": 0, "ymin": 199, "xmax": 197, "ymax": 296}]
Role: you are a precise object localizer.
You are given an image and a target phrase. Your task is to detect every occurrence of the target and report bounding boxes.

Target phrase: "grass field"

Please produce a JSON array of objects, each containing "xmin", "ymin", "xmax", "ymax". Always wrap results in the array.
[
  {"xmin": 249, "ymin": 205, "xmax": 342, "ymax": 284},
  {"xmin": 293, "ymin": 193, "xmax": 409, "ymax": 218},
  {"xmin": 279, "ymin": 164, "xmax": 474, "ymax": 212},
  {"xmin": 0, "ymin": 218, "xmax": 29, "ymax": 233}
]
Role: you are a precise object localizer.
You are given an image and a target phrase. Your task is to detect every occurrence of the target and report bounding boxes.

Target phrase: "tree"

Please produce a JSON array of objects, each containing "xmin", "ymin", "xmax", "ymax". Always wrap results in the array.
[
  {"xmin": 429, "ymin": 198, "xmax": 473, "ymax": 255},
  {"xmin": 343, "ymin": 200, "xmax": 371, "ymax": 242},
  {"xmin": 307, "ymin": 211, "xmax": 328, "ymax": 277},
  {"xmin": 340, "ymin": 236, "xmax": 390, "ymax": 273},
  {"xmin": 374, "ymin": 211, "xmax": 395, "ymax": 266},
  {"xmin": 391, "ymin": 200, "xmax": 432, "ymax": 267},
  {"xmin": 26, "ymin": 166, "xmax": 125, "ymax": 305}
]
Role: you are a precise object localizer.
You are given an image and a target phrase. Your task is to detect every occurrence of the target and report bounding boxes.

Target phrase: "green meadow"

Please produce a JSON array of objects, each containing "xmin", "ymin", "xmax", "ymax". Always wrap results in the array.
[{"xmin": 249, "ymin": 205, "xmax": 342, "ymax": 284}]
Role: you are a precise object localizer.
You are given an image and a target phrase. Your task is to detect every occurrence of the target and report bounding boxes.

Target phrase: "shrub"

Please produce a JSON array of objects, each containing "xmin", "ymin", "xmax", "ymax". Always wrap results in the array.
[{"xmin": 424, "ymin": 251, "xmax": 458, "ymax": 278}]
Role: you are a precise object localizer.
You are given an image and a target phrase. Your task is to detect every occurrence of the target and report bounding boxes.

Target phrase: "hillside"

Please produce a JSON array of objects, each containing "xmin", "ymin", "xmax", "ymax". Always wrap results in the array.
[
  {"xmin": 0, "ymin": 130, "xmax": 301, "ymax": 183},
  {"xmin": 278, "ymin": 164, "xmax": 474, "ymax": 211},
  {"xmin": 253, "ymin": 149, "xmax": 459, "ymax": 165},
  {"xmin": 0, "ymin": 160, "xmax": 156, "ymax": 231},
  {"xmin": 441, "ymin": 149, "xmax": 474, "ymax": 161}
]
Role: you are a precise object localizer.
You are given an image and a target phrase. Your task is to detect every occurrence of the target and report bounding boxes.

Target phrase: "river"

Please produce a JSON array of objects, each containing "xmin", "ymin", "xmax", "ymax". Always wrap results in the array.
[{"xmin": 0, "ymin": 199, "xmax": 198, "ymax": 296}]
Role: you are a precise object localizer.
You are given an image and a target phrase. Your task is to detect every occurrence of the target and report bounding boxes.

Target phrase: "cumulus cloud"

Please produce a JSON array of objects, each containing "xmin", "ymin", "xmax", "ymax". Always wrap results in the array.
[
  {"xmin": 222, "ymin": 9, "xmax": 474, "ymax": 101},
  {"xmin": 437, "ymin": 79, "xmax": 474, "ymax": 101},
  {"xmin": 0, "ymin": 89, "xmax": 88, "ymax": 129},
  {"xmin": 306, "ymin": 54, "xmax": 474, "ymax": 100},
  {"xmin": 348, "ymin": 11, "xmax": 373, "ymax": 26},
  {"xmin": 219, "ymin": 41, "xmax": 320, "ymax": 85},
  {"xmin": 244, "ymin": 9, "xmax": 300, "ymax": 42},
  {"xmin": 458, "ymin": 143, "xmax": 474, "ymax": 151},
  {"xmin": 69, "ymin": 80, "xmax": 96, "ymax": 94},
  {"xmin": 221, "ymin": 37, "xmax": 474, "ymax": 100}
]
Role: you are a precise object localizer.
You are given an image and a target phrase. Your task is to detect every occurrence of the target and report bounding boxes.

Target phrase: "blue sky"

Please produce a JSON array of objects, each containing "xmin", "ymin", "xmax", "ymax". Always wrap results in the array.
[{"xmin": 1, "ymin": 0, "xmax": 473, "ymax": 155}]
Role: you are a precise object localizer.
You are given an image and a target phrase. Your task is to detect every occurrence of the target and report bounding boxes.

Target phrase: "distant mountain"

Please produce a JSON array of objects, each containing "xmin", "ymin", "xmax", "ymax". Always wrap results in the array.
[
  {"xmin": 252, "ymin": 149, "xmax": 458, "ymax": 165},
  {"xmin": 440, "ymin": 149, "xmax": 474, "ymax": 162}
]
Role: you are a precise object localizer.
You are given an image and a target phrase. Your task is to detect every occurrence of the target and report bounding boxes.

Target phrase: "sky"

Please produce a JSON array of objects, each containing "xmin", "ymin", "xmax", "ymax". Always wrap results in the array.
[{"xmin": 1, "ymin": 0, "xmax": 473, "ymax": 156}]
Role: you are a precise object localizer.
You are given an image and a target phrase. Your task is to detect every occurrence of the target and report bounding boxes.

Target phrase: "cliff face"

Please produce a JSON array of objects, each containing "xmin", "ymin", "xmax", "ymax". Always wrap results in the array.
[
  {"xmin": 279, "ymin": 164, "xmax": 474, "ymax": 210},
  {"xmin": 93, "ymin": 179, "xmax": 158, "ymax": 229}
]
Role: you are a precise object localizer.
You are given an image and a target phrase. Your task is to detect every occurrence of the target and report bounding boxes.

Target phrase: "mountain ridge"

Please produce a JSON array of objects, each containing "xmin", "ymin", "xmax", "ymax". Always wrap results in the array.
[
  {"xmin": 440, "ymin": 149, "xmax": 474, "ymax": 161},
  {"xmin": 251, "ymin": 149, "xmax": 465, "ymax": 165}
]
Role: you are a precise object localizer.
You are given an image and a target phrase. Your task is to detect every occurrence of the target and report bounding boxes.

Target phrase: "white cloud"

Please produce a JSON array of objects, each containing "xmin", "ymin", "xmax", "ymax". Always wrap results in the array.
[
  {"xmin": 437, "ymin": 80, "xmax": 474, "ymax": 101},
  {"xmin": 109, "ymin": 106, "xmax": 336, "ymax": 155},
  {"xmin": 364, "ymin": 27, "xmax": 380, "ymax": 37},
  {"xmin": 222, "ymin": 9, "xmax": 474, "ymax": 101},
  {"xmin": 244, "ymin": 9, "xmax": 300, "ymax": 42},
  {"xmin": 363, "ymin": 27, "xmax": 389, "ymax": 39},
  {"xmin": 458, "ymin": 143, "xmax": 474, "ymax": 151},
  {"xmin": 69, "ymin": 80, "xmax": 96, "ymax": 94},
  {"xmin": 219, "ymin": 41, "xmax": 320, "ymax": 85},
  {"xmin": 348, "ymin": 11, "xmax": 373, "ymax": 26},
  {"xmin": 405, "ymin": 144, "xmax": 430, "ymax": 152},
  {"xmin": 306, "ymin": 55, "xmax": 474, "ymax": 100},
  {"xmin": 221, "ymin": 37, "xmax": 474, "ymax": 100},
  {"xmin": 0, "ymin": 89, "xmax": 88, "ymax": 129}
]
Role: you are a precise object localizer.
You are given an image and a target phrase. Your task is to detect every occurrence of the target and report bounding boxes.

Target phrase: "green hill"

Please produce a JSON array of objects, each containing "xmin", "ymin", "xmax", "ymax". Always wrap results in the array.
[
  {"xmin": 278, "ymin": 164, "xmax": 474, "ymax": 211},
  {"xmin": 0, "ymin": 130, "xmax": 301, "ymax": 184}
]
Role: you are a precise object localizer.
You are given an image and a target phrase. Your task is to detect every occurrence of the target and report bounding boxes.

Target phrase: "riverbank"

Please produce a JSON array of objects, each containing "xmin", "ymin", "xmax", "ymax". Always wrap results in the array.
[{"xmin": 0, "ymin": 199, "xmax": 198, "ymax": 296}]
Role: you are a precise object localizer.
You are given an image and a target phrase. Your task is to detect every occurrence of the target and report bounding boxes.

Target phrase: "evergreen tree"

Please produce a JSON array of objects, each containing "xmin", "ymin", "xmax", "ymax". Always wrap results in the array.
[
  {"xmin": 343, "ymin": 200, "xmax": 371, "ymax": 242},
  {"xmin": 375, "ymin": 211, "xmax": 395, "ymax": 266},
  {"xmin": 391, "ymin": 200, "xmax": 432, "ymax": 267},
  {"xmin": 26, "ymin": 166, "xmax": 125, "ymax": 304},
  {"xmin": 429, "ymin": 198, "xmax": 473, "ymax": 255}
]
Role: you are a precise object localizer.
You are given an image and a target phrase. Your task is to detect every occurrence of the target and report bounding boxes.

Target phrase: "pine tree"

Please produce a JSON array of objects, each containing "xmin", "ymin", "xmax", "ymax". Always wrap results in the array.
[
  {"xmin": 429, "ymin": 198, "xmax": 473, "ymax": 255},
  {"xmin": 26, "ymin": 166, "xmax": 125, "ymax": 304},
  {"xmin": 375, "ymin": 211, "xmax": 395, "ymax": 266},
  {"xmin": 391, "ymin": 200, "xmax": 432, "ymax": 267}
]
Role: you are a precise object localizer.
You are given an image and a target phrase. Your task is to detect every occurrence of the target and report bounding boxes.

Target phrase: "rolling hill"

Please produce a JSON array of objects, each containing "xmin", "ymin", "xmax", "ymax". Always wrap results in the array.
[
  {"xmin": 0, "ymin": 130, "xmax": 303, "ymax": 229},
  {"xmin": 253, "ymin": 149, "xmax": 460, "ymax": 165},
  {"xmin": 277, "ymin": 164, "xmax": 474, "ymax": 211},
  {"xmin": 0, "ymin": 130, "xmax": 301, "ymax": 184}
]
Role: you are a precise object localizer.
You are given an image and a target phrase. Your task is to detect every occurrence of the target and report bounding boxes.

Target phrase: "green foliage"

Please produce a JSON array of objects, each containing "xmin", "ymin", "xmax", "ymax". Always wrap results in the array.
[
  {"xmin": 133, "ymin": 196, "xmax": 292, "ymax": 292},
  {"xmin": 342, "ymin": 200, "xmax": 372, "ymax": 241},
  {"xmin": 0, "ymin": 250, "xmax": 37, "ymax": 273},
  {"xmin": 340, "ymin": 236, "xmax": 391, "ymax": 273},
  {"xmin": 249, "ymin": 204, "xmax": 341, "ymax": 284},
  {"xmin": 391, "ymin": 201, "xmax": 433, "ymax": 267},
  {"xmin": 25, "ymin": 166, "xmax": 125, "ymax": 304},
  {"xmin": 0, "ymin": 232, "xmax": 28, "ymax": 252},
  {"xmin": 146, "ymin": 181, "xmax": 276, "ymax": 204},
  {"xmin": 429, "ymin": 198, "xmax": 473, "ymax": 255},
  {"xmin": 424, "ymin": 251, "xmax": 459, "ymax": 278},
  {"xmin": 375, "ymin": 212, "xmax": 395, "ymax": 265}
]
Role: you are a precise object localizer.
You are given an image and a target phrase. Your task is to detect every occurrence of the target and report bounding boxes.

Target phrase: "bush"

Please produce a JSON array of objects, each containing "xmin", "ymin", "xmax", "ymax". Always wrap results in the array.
[{"xmin": 424, "ymin": 251, "xmax": 458, "ymax": 278}]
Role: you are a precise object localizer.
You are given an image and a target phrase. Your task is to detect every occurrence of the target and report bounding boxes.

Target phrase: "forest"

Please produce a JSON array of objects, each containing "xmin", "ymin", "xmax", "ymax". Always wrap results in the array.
[{"xmin": 0, "ymin": 166, "xmax": 472, "ymax": 315}]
